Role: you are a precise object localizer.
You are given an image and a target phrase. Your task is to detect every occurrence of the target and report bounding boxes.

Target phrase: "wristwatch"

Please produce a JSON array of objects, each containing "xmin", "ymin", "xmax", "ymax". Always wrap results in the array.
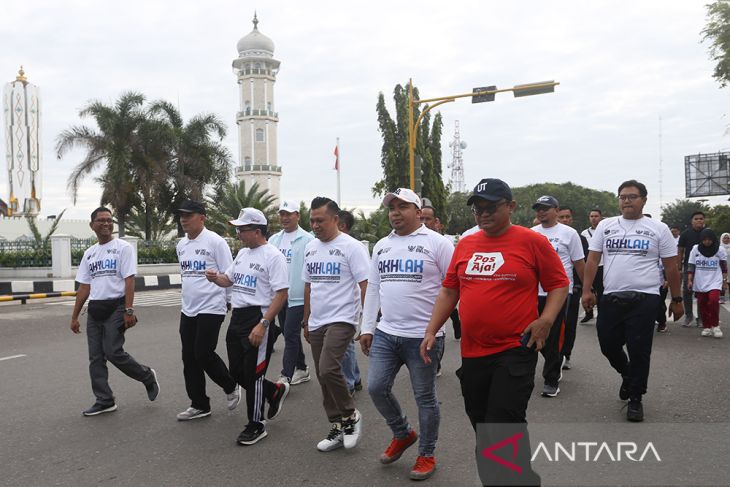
[
  {"xmin": 260, "ymin": 318, "xmax": 270, "ymax": 328},
  {"xmin": 125, "ymin": 307, "xmax": 135, "ymax": 316},
  {"xmin": 671, "ymin": 296, "xmax": 682, "ymax": 304}
]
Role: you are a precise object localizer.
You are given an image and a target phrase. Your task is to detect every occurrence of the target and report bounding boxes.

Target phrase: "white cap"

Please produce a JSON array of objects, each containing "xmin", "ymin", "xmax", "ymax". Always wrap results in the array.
[
  {"xmin": 229, "ymin": 207, "xmax": 267, "ymax": 226},
  {"xmin": 278, "ymin": 200, "xmax": 299, "ymax": 213},
  {"xmin": 382, "ymin": 188, "xmax": 422, "ymax": 209}
]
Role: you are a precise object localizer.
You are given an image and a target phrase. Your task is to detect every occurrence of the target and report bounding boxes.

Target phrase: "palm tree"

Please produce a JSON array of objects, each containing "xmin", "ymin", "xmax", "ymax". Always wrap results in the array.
[
  {"xmin": 206, "ymin": 181, "xmax": 277, "ymax": 237},
  {"xmin": 126, "ymin": 203, "xmax": 176, "ymax": 241},
  {"xmin": 56, "ymin": 92, "xmax": 147, "ymax": 237},
  {"xmin": 148, "ymin": 101, "xmax": 232, "ymax": 236}
]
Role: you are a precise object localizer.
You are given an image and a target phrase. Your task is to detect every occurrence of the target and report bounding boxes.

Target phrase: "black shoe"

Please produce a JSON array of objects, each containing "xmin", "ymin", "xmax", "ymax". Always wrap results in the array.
[
  {"xmin": 237, "ymin": 422, "xmax": 267, "ymax": 445},
  {"xmin": 145, "ymin": 368, "xmax": 160, "ymax": 401},
  {"xmin": 627, "ymin": 400, "xmax": 644, "ymax": 422},
  {"xmin": 82, "ymin": 403, "xmax": 117, "ymax": 416},
  {"xmin": 580, "ymin": 311, "xmax": 594, "ymax": 323},
  {"xmin": 354, "ymin": 379, "xmax": 363, "ymax": 392},
  {"xmin": 619, "ymin": 376, "xmax": 630, "ymax": 401},
  {"xmin": 656, "ymin": 322, "xmax": 668, "ymax": 333},
  {"xmin": 267, "ymin": 382, "xmax": 290, "ymax": 420}
]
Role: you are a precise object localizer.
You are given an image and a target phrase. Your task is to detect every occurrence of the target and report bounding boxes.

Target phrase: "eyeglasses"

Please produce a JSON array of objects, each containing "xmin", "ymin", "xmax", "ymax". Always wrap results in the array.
[
  {"xmin": 93, "ymin": 218, "xmax": 113, "ymax": 224},
  {"xmin": 471, "ymin": 201, "xmax": 507, "ymax": 216},
  {"xmin": 617, "ymin": 194, "xmax": 642, "ymax": 202}
]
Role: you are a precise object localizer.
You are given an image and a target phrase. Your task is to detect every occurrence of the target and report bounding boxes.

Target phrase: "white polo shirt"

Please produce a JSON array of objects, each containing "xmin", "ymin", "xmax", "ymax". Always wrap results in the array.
[
  {"xmin": 362, "ymin": 225, "xmax": 454, "ymax": 338},
  {"xmin": 531, "ymin": 222, "xmax": 584, "ymax": 295},
  {"xmin": 302, "ymin": 232, "xmax": 370, "ymax": 331},
  {"xmin": 588, "ymin": 216, "xmax": 677, "ymax": 295},
  {"xmin": 76, "ymin": 238, "xmax": 136, "ymax": 300},
  {"xmin": 224, "ymin": 243, "xmax": 289, "ymax": 314},
  {"xmin": 177, "ymin": 228, "xmax": 233, "ymax": 317}
]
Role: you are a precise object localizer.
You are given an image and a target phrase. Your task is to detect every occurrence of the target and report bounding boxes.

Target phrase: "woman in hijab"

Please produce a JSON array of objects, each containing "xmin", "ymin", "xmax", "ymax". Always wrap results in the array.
[
  {"xmin": 721, "ymin": 233, "xmax": 730, "ymax": 303},
  {"xmin": 687, "ymin": 228, "xmax": 726, "ymax": 338}
]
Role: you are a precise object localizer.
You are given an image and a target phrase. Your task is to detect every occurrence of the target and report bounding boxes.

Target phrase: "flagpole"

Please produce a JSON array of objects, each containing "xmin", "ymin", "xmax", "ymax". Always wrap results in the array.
[{"xmin": 336, "ymin": 137, "xmax": 342, "ymax": 206}]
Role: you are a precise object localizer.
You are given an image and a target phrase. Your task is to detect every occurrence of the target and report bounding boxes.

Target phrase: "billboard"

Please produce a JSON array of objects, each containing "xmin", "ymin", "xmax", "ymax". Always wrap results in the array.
[{"xmin": 685, "ymin": 152, "xmax": 730, "ymax": 197}]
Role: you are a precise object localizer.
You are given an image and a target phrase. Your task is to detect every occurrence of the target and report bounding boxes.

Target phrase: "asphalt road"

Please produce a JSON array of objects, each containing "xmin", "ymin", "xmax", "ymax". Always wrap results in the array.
[{"xmin": 1, "ymin": 291, "xmax": 728, "ymax": 487}]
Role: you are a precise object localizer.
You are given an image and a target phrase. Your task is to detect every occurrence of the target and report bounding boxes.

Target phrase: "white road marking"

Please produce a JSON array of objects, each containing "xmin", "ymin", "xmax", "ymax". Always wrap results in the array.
[
  {"xmin": 45, "ymin": 290, "xmax": 182, "ymax": 308},
  {"xmin": 0, "ymin": 354, "xmax": 27, "ymax": 361}
]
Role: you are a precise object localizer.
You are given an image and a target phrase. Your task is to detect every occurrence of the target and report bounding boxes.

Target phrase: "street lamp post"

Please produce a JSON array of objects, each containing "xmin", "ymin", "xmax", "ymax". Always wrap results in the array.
[{"xmin": 407, "ymin": 79, "xmax": 559, "ymax": 192}]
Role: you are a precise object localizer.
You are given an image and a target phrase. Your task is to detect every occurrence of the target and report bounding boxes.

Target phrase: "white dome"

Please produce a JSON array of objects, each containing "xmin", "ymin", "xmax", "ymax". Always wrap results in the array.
[{"xmin": 237, "ymin": 14, "xmax": 274, "ymax": 54}]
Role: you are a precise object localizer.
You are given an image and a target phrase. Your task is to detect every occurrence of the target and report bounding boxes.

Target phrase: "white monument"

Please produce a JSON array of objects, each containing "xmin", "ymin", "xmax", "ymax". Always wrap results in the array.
[
  {"xmin": 233, "ymin": 13, "xmax": 282, "ymax": 204},
  {"xmin": 3, "ymin": 66, "xmax": 42, "ymax": 216}
]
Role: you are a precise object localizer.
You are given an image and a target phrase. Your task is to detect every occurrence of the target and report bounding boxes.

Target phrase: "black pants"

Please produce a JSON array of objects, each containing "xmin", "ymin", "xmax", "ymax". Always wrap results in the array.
[
  {"xmin": 450, "ymin": 308, "xmax": 462, "ymax": 339},
  {"xmin": 226, "ymin": 306, "xmax": 278, "ymax": 426},
  {"xmin": 562, "ymin": 292, "xmax": 580, "ymax": 360},
  {"xmin": 458, "ymin": 347, "xmax": 540, "ymax": 486},
  {"xmin": 596, "ymin": 294, "xmax": 660, "ymax": 400},
  {"xmin": 537, "ymin": 296, "xmax": 567, "ymax": 387},
  {"xmin": 180, "ymin": 313, "xmax": 237, "ymax": 411},
  {"xmin": 594, "ymin": 266, "xmax": 604, "ymax": 313}
]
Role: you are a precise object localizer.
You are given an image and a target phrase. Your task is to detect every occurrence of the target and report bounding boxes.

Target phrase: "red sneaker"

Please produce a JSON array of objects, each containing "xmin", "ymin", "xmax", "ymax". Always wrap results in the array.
[
  {"xmin": 410, "ymin": 455, "xmax": 436, "ymax": 480},
  {"xmin": 379, "ymin": 430, "xmax": 418, "ymax": 464}
]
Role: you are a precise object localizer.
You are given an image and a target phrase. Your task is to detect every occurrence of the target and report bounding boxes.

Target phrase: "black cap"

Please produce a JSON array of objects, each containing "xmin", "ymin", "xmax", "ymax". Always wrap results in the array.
[
  {"xmin": 466, "ymin": 178, "xmax": 513, "ymax": 205},
  {"xmin": 176, "ymin": 200, "xmax": 206, "ymax": 215},
  {"xmin": 531, "ymin": 195, "xmax": 559, "ymax": 210}
]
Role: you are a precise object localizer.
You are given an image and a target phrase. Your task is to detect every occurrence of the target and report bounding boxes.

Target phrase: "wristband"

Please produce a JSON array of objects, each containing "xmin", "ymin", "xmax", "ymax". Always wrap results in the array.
[{"xmin": 671, "ymin": 296, "xmax": 682, "ymax": 303}]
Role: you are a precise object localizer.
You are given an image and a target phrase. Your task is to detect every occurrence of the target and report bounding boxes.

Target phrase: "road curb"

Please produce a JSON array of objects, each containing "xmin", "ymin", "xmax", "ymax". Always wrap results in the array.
[{"xmin": 0, "ymin": 275, "xmax": 182, "ymax": 295}]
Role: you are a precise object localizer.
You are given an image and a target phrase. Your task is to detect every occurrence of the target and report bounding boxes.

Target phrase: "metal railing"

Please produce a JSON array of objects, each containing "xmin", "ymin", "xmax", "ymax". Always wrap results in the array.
[{"xmin": 237, "ymin": 109, "xmax": 278, "ymax": 118}]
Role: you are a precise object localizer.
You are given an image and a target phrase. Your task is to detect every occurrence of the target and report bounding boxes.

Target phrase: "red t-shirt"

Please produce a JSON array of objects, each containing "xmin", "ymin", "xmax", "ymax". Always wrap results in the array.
[{"xmin": 443, "ymin": 225, "xmax": 569, "ymax": 358}]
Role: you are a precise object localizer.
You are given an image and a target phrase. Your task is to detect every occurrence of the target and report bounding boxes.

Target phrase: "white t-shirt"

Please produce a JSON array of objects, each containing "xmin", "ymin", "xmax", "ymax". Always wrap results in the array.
[
  {"xmin": 302, "ymin": 232, "xmax": 370, "ymax": 331},
  {"xmin": 76, "ymin": 238, "xmax": 136, "ymax": 301},
  {"xmin": 461, "ymin": 225, "xmax": 480, "ymax": 238},
  {"xmin": 177, "ymin": 228, "xmax": 233, "ymax": 317},
  {"xmin": 277, "ymin": 230, "xmax": 295, "ymax": 265},
  {"xmin": 224, "ymin": 243, "xmax": 289, "ymax": 314},
  {"xmin": 531, "ymin": 223, "xmax": 584, "ymax": 295},
  {"xmin": 588, "ymin": 216, "xmax": 677, "ymax": 295},
  {"xmin": 688, "ymin": 245, "xmax": 727, "ymax": 292},
  {"xmin": 362, "ymin": 225, "xmax": 454, "ymax": 338}
]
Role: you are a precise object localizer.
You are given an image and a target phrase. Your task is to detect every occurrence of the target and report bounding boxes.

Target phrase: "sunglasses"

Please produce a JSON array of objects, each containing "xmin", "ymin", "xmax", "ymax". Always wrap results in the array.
[{"xmin": 471, "ymin": 200, "xmax": 507, "ymax": 216}]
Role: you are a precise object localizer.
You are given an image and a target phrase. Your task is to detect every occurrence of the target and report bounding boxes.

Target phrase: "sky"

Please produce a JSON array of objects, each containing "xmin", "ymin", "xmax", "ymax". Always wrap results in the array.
[{"xmin": 2, "ymin": 0, "xmax": 730, "ymax": 223}]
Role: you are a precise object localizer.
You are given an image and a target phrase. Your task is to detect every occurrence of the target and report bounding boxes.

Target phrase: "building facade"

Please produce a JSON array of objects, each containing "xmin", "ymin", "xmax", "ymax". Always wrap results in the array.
[{"xmin": 232, "ymin": 14, "xmax": 281, "ymax": 204}]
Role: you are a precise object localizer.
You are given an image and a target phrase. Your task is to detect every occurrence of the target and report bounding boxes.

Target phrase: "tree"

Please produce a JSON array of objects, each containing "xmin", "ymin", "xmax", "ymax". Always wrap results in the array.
[
  {"xmin": 24, "ymin": 209, "xmax": 67, "ymax": 250},
  {"xmin": 351, "ymin": 208, "xmax": 391, "ymax": 243},
  {"xmin": 205, "ymin": 181, "xmax": 277, "ymax": 237},
  {"xmin": 707, "ymin": 204, "xmax": 730, "ymax": 234},
  {"xmin": 126, "ymin": 203, "xmax": 177, "ymax": 240},
  {"xmin": 445, "ymin": 191, "xmax": 474, "ymax": 235},
  {"xmin": 148, "ymin": 101, "xmax": 232, "ymax": 236},
  {"xmin": 660, "ymin": 199, "xmax": 710, "ymax": 230},
  {"xmin": 374, "ymin": 83, "xmax": 447, "ymax": 217},
  {"xmin": 510, "ymin": 182, "xmax": 620, "ymax": 229},
  {"xmin": 703, "ymin": 0, "xmax": 730, "ymax": 87},
  {"xmin": 56, "ymin": 92, "xmax": 150, "ymax": 237}
]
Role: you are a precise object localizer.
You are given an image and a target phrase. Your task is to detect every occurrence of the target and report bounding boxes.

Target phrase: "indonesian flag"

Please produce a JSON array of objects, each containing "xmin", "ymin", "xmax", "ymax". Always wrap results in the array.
[{"xmin": 334, "ymin": 145, "xmax": 339, "ymax": 171}]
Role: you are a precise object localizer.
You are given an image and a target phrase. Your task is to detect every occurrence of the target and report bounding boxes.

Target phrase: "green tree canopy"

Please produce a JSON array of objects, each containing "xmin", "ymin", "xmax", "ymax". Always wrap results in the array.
[
  {"xmin": 703, "ymin": 0, "xmax": 730, "ymax": 87},
  {"xmin": 660, "ymin": 199, "xmax": 711, "ymax": 230},
  {"xmin": 374, "ymin": 83, "xmax": 446, "ymax": 220},
  {"xmin": 205, "ymin": 181, "xmax": 277, "ymax": 238}
]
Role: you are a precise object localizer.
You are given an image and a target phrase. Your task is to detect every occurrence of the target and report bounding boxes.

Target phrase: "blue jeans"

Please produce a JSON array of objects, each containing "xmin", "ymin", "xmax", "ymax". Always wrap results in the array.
[
  {"xmin": 367, "ymin": 329, "xmax": 444, "ymax": 456},
  {"xmin": 342, "ymin": 341, "xmax": 361, "ymax": 391},
  {"xmin": 278, "ymin": 305, "xmax": 307, "ymax": 379}
]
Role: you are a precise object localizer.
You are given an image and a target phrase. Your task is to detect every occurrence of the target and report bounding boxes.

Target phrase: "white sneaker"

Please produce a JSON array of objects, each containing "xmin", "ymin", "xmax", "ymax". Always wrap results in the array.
[
  {"xmin": 342, "ymin": 409, "xmax": 362, "ymax": 449},
  {"xmin": 176, "ymin": 407, "xmax": 211, "ymax": 421},
  {"xmin": 701, "ymin": 328, "xmax": 713, "ymax": 337},
  {"xmin": 291, "ymin": 367, "xmax": 311, "ymax": 385},
  {"xmin": 227, "ymin": 384, "xmax": 241, "ymax": 410},
  {"xmin": 276, "ymin": 375, "xmax": 290, "ymax": 385},
  {"xmin": 317, "ymin": 423, "xmax": 344, "ymax": 452},
  {"xmin": 713, "ymin": 326, "xmax": 723, "ymax": 338}
]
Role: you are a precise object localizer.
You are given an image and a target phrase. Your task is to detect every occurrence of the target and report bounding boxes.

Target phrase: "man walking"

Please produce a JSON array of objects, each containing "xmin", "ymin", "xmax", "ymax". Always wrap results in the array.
[
  {"xmin": 361, "ymin": 188, "xmax": 454, "ymax": 480},
  {"xmin": 580, "ymin": 208, "xmax": 604, "ymax": 323},
  {"xmin": 677, "ymin": 211, "xmax": 706, "ymax": 326},
  {"xmin": 337, "ymin": 209, "xmax": 363, "ymax": 395},
  {"xmin": 175, "ymin": 200, "xmax": 239, "ymax": 421},
  {"xmin": 206, "ymin": 208, "xmax": 290, "ymax": 445},
  {"xmin": 302, "ymin": 197, "xmax": 370, "ymax": 451},
  {"xmin": 531, "ymin": 197, "xmax": 585, "ymax": 397},
  {"xmin": 420, "ymin": 179, "xmax": 569, "ymax": 486},
  {"xmin": 269, "ymin": 200, "xmax": 314, "ymax": 386},
  {"xmin": 582, "ymin": 180, "xmax": 683, "ymax": 422},
  {"xmin": 70, "ymin": 207, "xmax": 159, "ymax": 416}
]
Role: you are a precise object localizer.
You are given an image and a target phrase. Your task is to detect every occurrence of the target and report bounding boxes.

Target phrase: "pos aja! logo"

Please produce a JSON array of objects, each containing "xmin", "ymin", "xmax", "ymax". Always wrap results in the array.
[{"xmin": 466, "ymin": 252, "xmax": 504, "ymax": 276}]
